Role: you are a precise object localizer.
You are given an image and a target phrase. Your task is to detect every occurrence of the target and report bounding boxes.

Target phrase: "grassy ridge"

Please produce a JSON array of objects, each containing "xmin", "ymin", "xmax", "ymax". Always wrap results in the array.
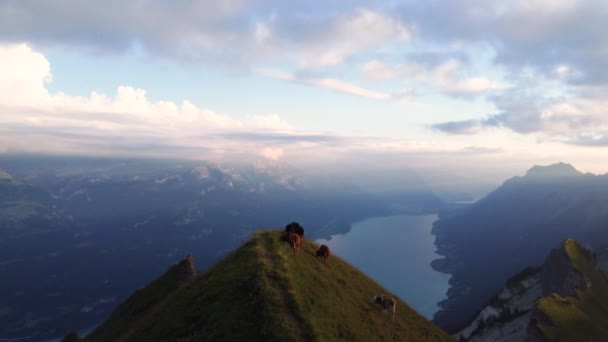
[
  {"xmin": 87, "ymin": 230, "xmax": 451, "ymax": 341},
  {"xmin": 537, "ymin": 239, "xmax": 608, "ymax": 341}
]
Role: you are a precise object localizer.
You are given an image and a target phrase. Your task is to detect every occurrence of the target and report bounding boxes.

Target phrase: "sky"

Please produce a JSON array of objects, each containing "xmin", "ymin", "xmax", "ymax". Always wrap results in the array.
[{"xmin": 1, "ymin": 0, "xmax": 608, "ymax": 187}]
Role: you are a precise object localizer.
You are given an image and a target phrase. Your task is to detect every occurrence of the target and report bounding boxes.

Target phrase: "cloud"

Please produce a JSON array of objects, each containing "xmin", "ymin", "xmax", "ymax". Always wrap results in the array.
[
  {"xmin": 0, "ymin": 3, "xmax": 410, "ymax": 70},
  {"xmin": 308, "ymin": 78, "xmax": 392, "ymax": 100},
  {"xmin": 259, "ymin": 147, "xmax": 284, "ymax": 160},
  {"xmin": 462, "ymin": 146, "xmax": 503, "ymax": 154},
  {"xmin": 397, "ymin": 0, "xmax": 608, "ymax": 86},
  {"xmin": 564, "ymin": 133, "xmax": 608, "ymax": 147},
  {"xmin": 432, "ymin": 119, "xmax": 483, "ymax": 135},
  {"xmin": 361, "ymin": 57, "xmax": 508, "ymax": 97},
  {"xmin": 0, "ymin": 43, "xmax": 428, "ymax": 163},
  {"xmin": 362, "ymin": 59, "xmax": 397, "ymax": 81},
  {"xmin": 260, "ymin": 68, "xmax": 412, "ymax": 101},
  {"xmin": 0, "ymin": 43, "xmax": 304, "ymax": 160},
  {"xmin": 438, "ymin": 76, "xmax": 508, "ymax": 97},
  {"xmin": 282, "ymin": 8, "xmax": 412, "ymax": 68},
  {"xmin": 216, "ymin": 132, "xmax": 344, "ymax": 144},
  {"xmin": 433, "ymin": 90, "xmax": 608, "ymax": 147}
]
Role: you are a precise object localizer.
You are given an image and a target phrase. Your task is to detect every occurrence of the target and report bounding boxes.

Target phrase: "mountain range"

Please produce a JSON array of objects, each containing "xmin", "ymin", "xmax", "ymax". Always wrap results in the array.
[
  {"xmin": 0, "ymin": 155, "xmax": 444, "ymax": 341},
  {"xmin": 432, "ymin": 163, "xmax": 608, "ymax": 332}
]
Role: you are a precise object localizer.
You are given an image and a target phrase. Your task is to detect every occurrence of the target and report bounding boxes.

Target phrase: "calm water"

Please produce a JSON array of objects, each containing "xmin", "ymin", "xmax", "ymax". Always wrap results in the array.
[{"xmin": 316, "ymin": 214, "xmax": 450, "ymax": 319}]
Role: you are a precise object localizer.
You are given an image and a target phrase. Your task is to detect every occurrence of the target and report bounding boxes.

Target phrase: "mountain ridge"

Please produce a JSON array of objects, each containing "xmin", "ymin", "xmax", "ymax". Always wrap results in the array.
[
  {"xmin": 432, "ymin": 162, "xmax": 608, "ymax": 332},
  {"xmin": 523, "ymin": 162, "xmax": 582, "ymax": 180},
  {"xmin": 82, "ymin": 230, "xmax": 451, "ymax": 341}
]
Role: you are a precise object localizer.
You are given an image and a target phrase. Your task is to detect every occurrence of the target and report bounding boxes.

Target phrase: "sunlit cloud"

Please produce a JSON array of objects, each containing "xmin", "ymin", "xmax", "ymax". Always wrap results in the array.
[{"xmin": 1, "ymin": 0, "xmax": 608, "ymax": 178}]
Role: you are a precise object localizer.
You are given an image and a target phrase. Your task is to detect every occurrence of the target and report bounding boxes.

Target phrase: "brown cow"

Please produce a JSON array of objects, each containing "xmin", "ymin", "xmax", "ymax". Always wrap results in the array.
[
  {"xmin": 316, "ymin": 244, "xmax": 331, "ymax": 264},
  {"xmin": 284, "ymin": 222, "xmax": 304, "ymax": 237},
  {"xmin": 288, "ymin": 233, "xmax": 301, "ymax": 255},
  {"xmin": 371, "ymin": 295, "xmax": 397, "ymax": 320}
]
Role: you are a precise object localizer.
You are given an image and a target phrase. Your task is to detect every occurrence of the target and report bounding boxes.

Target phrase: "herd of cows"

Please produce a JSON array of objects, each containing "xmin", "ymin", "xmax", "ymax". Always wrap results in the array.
[{"xmin": 280, "ymin": 222, "xmax": 398, "ymax": 320}]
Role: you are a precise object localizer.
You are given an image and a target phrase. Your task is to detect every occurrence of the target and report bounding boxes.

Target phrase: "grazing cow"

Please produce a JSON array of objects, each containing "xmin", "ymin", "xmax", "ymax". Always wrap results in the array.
[
  {"xmin": 371, "ymin": 295, "xmax": 397, "ymax": 320},
  {"xmin": 288, "ymin": 233, "xmax": 302, "ymax": 255},
  {"xmin": 284, "ymin": 222, "xmax": 304, "ymax": 237},
  {"xmin": 316, "ymin": 245, "xmax": 331, "ymax": 264}
]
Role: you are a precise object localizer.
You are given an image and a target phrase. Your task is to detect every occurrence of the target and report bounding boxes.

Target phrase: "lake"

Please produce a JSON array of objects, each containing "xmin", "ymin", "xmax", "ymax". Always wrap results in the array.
[{"xmin": 316, "ymin": 214, "xmax": 450, "ymax": 319}]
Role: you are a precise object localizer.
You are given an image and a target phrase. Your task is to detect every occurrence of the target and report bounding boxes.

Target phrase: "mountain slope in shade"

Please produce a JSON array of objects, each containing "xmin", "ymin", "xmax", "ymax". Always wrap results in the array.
[
  {"xmin": 83, "ymin": 231, "xmax": 451, "ymax": 341},
  {"xmin": 523, "ymin": 162, "xmax": 582, "ymax": 180},
  {"xmin": 432, "ymin": 163, "xmax": 608, "ymax": 332},
  {"xmin": 0, "ymin": 169, "xmax": 53, "ymax": 232},
  {"xmin": 457, "ymin": 239, "xmax": 608, "ymax": 342}
]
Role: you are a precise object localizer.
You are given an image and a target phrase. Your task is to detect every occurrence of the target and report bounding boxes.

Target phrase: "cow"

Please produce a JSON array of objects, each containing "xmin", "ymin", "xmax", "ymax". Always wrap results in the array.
[
  {"xmin": 284, "ymin": 222, "xmax": 304, "ymax": 237},
  {"xmin": 316, "ymin": 244, "xmax": 331, "ymax": 264},
  {"xmin": 287, "ymin": 232, "xmax": 301, "ymax": 255},
  {"xmin": 371, "ymin": 295, "xmax": 397, "ymax": 320}
]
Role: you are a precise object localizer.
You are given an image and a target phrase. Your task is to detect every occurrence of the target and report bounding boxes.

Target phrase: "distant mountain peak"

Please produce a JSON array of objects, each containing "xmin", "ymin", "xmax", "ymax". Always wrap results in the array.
[{"xmin": 524, "ymin": 162, "xmax": 581, "ymax": 179}]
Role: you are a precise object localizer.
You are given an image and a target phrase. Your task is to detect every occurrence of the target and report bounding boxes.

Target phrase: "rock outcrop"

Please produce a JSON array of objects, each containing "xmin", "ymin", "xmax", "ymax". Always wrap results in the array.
[
  {"xmin": 177, "ymin": 254, "xmax": 195, "ymax": 277},
  {"xmin": 456, "ymin": 239, "xmax": 605, "ymax": 342}
]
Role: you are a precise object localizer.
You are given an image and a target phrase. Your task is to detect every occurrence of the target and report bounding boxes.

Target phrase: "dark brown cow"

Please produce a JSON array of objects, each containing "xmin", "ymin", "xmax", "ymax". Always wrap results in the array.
[
  {"xmin": 371, "ymin": 295, "xmax": 397, "ymax": 320},
  {"xmin": 284, "ymin": 222, "xmax": 304, "ymax": 237},
  {"xmin": 288, "ymin": 232, "xmax": 301, "ymax": 255},
  {"xmin": 316, "ymin": 244, "xmax": 331, "ymax": 264}
]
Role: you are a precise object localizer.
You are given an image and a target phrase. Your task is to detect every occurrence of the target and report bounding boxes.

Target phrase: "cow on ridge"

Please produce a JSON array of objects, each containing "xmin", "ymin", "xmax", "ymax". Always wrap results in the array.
[
  {"xmin": 284, "ymin": 222, "xmax": 304, "ymax": 237},
  {"xmin": 371, "ymin": 295, "xmax": 397, "ymax": 321},
  {"xmin": 287, "ymin": 233, "xmax": 301, "ymax": 255},
  {"xmin": 316, "ymin": 245, "xmax": 331, "ymax": 264}
]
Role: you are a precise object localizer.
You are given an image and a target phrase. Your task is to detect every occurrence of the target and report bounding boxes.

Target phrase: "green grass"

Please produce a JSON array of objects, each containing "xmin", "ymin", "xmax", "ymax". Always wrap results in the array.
[
  {"xmin": 86, "ymin": 230, "xmax": 451, "ymax": 341},
  {"xmin": 537, "ymin": 239, "xmax": 608, "ymax": 342}
]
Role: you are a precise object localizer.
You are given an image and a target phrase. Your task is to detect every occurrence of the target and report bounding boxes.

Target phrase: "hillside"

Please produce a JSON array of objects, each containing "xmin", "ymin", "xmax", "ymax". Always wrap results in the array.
[
  {"xmin": 456, "ymin": 239, "xmax": 608, "ymax": 342},
  {"xmin": 432, "ymin": 163, "xmax": 608, "ymax": 332},
  {"xmin": 83, "ymin": 231, "xmax": 451, "ymax": 341}
]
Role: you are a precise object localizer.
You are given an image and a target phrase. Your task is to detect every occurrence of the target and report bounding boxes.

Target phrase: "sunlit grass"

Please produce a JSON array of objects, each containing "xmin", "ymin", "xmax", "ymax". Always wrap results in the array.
[
  {"xmin": 87, "ymin": 230, "xmax": 451, "ymax": 341},
  {"xmin": 537, "ymin": 239, "xmax": 608, "ymax": 341}
]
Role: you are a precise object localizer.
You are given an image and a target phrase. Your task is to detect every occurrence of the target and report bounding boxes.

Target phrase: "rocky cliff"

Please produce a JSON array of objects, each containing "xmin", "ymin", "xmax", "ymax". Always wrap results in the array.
[{"xmin": 456, "ymin": 239, "xmax": 608, "ymax": 342}]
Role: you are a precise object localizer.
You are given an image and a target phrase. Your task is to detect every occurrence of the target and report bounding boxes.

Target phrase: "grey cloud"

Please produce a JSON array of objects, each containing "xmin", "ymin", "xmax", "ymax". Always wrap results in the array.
[
  {"xmin": 0, "ymin": 0, "xmax": 388, "ymax": 68},
  {"xmin": 397, "ymin": 0, "xmax": 608, "ymax": 86},
  {"xmin": 214, "ymin": 131, "xmax": 345, "ymax": 144},
  {"xmin": 461, "ymin": 146, "xmax": 503, "ymax": 154},
  {"xmin": 432, "ymin": 119, "xmax": 480, "ymax": 135},
  {"xmin": 563, "ymin": 134, "xmax": 608, "ymax": 147},
  {"xmin": 433, "ymin": 97, "xmax": 544, "ymax": 135},
  {"xmin": 212, "ymin": 131, "xmax": 389, "ymax": 149},
  {"xmin": 484, "ymin": 96, "xmax": 544, "ymax": 133},
  {"xmin": 403, "ymin": 50, "xmax": 471, "ymax": 68},
  {"xmin": 433, "ymin": 93, "xmax": 607, "ymax": 142}
]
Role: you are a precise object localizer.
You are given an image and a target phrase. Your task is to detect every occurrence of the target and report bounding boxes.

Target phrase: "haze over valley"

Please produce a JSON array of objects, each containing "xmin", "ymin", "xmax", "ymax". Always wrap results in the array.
[{"xmin": 2, "ymin": 1, "xmax": 608, "ymax": 341}]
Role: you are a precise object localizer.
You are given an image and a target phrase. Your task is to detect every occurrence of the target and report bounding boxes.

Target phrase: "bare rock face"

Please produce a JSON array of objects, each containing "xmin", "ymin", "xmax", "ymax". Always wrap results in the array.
[
  {"xmin": 456, "ymin": 240, "xmax": 593, "ymax": 342},
  {"xmin": 540, "ymin": 246, "xmax": 585, "ymax": 297}
]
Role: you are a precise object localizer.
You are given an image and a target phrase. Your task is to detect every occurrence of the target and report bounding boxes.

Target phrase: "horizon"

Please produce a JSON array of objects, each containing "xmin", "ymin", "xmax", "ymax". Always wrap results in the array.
[{"xmin": 2, "ymin": 0, "xmax": 608, "ymax": 186}]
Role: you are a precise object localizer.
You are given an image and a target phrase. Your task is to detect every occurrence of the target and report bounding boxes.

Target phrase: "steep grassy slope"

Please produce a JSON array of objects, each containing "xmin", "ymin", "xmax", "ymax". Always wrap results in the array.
[
  {"xmin": 537, "ymin": 239, "xmax": 608, "ymax": 341},
  {"xmin": 86, "ymin": 230, "xmax": 451, "ymax": 341}
]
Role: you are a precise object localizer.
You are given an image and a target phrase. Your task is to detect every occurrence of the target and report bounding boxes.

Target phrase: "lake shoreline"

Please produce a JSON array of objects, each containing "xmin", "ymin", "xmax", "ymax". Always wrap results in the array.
[{"xmin": 317, "ymin": 214, "xmax": 450, "ymax": 319}]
